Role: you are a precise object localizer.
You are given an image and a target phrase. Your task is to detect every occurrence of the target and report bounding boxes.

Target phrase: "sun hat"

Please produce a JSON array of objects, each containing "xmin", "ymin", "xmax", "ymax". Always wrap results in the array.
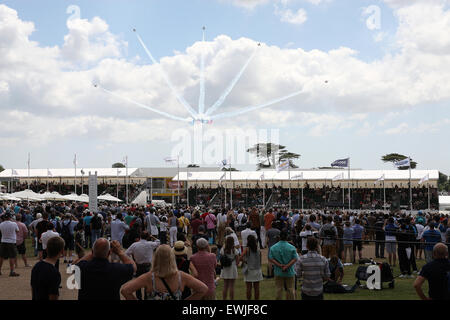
[{"xmin": 172, "ymin": 241, "xmax": 188, "ymax": 256}]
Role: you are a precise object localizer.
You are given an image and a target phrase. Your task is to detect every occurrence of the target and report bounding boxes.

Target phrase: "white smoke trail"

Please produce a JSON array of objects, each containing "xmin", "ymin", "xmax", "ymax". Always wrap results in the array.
[
  {"xmin": 96, "ymin": 85, "xmax": 190, "ymax": 122},
  {"xmin": 134, "ymin": 30, "xmax": 198, "ymax": 118},
  {"xmin": 209, "ymin": 89, "xmax": 306, "ymax": 121},
  {"xmin": 198, "ymin": 27, "xmax": 206, "ymax": 114},
  {"xmin": 205, "ymin": 48, "xmax": 258, "ymax": 116}
]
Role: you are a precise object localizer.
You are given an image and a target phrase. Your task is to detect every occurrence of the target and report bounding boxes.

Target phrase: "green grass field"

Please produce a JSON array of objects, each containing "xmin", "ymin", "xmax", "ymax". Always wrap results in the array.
[{"xmin": 214, "ymin": 261, "xmax": 428, "ymax": 300}]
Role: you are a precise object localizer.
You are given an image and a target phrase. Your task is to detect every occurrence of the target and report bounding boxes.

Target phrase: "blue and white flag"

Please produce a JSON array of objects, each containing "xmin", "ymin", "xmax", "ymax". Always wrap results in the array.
[
  {"xmin": 332, "ymin": 173, "xmax": 344, "ymax": 181},
  {"xmin": 276, "ymin": 160, "xmax": 290, "ymax": 173},
  {"xmin": 394, "ymin": 158, "xmax": 410, "ymax": 168},
  {"xmin": 331, "ymin": 158, "xmax": 349, "ymax": 168},
  {"xmin": 164, "ymin": 156, "xmax": 177, "ymax": 164},
  {"xmin": 291, "ymin": 173, "xmax": 303, "ymax": 180},
  {"xmin": 218, "ymin": 158, "xmax": 230, "ymax": 169},
  {"xmin": 419, "ymin": 174, "xmax": 429, "ymax": 185}
]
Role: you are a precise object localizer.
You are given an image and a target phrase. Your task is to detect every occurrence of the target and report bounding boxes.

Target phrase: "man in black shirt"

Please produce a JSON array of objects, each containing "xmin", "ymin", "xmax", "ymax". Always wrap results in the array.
[
  {"xmin": 414, "ymin": 243, "xmax": 450, "ymax": 300},
  {"xmin": 76, "ymin": 238, "xmax": 136, "ymax": 300},
  {"xmin": 31, "ymin": 236, "xmax": 65, "ymax": 300},
  {"xmin": 191, "ymin": 225, "xmax": 209, "ymax": 254}
]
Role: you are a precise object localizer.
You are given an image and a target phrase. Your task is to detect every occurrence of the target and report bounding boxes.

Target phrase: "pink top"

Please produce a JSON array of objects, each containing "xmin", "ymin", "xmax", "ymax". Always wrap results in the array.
[
  {"xmin": 190, "ymin": 251, "xmax": 217, "ymax": 297},
  {"xmin": 15, "ymin": 221, "xmax": 28, "ymax": 245},
  {"xmin": 205, "ymin": 213, "xmax": 216, "ymax": 230}
]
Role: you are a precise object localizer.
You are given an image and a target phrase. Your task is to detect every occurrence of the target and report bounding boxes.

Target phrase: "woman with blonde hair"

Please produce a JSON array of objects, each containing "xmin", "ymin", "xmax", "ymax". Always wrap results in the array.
[{"xmin": 121, "ymin": 244, "xmax": 207, "ymax": 300}]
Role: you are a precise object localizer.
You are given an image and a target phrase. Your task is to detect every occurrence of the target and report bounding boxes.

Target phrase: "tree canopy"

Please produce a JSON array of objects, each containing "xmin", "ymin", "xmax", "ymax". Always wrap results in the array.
[
  {"xmin": 112, "ymin": 162, "xmax": 126, "ymax": 168},
  {"xmin": 381, "ymin": 153, "xmax": 417, "ymax": 170},
  {"xmin": 0, "ymin": 164, "xmax": 4, "ymax": 172},
  {"xmin": 247, "ymin": 143, "xmax": 300, "ymax": 170}
]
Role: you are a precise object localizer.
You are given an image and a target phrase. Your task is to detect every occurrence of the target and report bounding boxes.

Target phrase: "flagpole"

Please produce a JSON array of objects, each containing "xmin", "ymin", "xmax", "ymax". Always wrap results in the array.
[
  {"xmin": 427, "ymin": 182, "xmax": 430, "ymax": 211},
  {"xmin": 409, "ymin": 157, "xmax": 412, "ymax": 212},
  {"xmin": 288, "ymin": 164, "xmax": 291, "ymax": 211},
  {"xmin": 74, "ymin": 154, "xmax": 77, "ymax": 194},
  {"xmin": 187, "ymin": 165, "xmax": 190, "ymax": 208},
  {"xmin": 177, "ymin": 155, "xmax": 180, "ymax": 205},
  {"xmin": 47, "ymin": 169, "xmax": 49, "ymax": 192},
  {"xmin": 27, "ymin": 152, "xmax": 30, "ymax": 189},
  {"xmin": 125, "ymin": 156, "xmax": 129, "ymax": 205},
  {"xmin": 229, "ymin": 160, "xmax": 233, "ymax": 210},
  {"xmin": 383, "ymin": 179, "xmax": 386, "ymax": 214},
  {"xmin": 301, "ymin": 181, "xmax": 304, "ymax": 211},
  {"xmin": 348, "ymin": 158, "xmax": 351, "ymax": 211},
  {"xmin": 116, "ymin": 169, "xmax": 119, "ymax": 201}
]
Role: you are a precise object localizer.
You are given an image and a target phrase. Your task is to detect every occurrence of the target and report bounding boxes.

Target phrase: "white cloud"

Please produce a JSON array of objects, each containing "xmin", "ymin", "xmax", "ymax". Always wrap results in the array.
[
  {"xmin": 220, "ymin": 0, "xmax": 269, "ymax": 9},
  {"xmin": 1, "ymin": 1, "xmax": 450, "ymax": 147},
  {"xmin": 274, "ymin": 6, "xmax": 308, "ymax": 25},
  {"xmin": 384, "ymin": 122, "xmax": 409, "ymax": 135}
]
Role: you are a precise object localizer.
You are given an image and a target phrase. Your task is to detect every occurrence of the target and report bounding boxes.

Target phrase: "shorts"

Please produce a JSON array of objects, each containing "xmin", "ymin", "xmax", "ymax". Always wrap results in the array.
[
  {"xmin": 16, "ymin": 242, "xmax": 26, "ymax": 255},
  {"xmin": 386, "ymin": 241, "xmax": 397, "ymax": 254},
  {"xmin": 0, "ymin": 243, "xmax": 18, "ymax": 259},
  {"xmin": 64, "ymin": 235, "xmax": 75, "ymax": 251},
  {"xmin": 353, "ymin": 240, "xmax": 362, "ymax": 251}
]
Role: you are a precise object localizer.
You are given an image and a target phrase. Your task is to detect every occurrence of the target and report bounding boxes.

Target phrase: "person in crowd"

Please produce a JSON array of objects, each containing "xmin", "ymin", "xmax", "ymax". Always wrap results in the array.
[
  {"xmin": 422, "ymin": 222, "xmax": 443, "ymax": 263},
  {"xmin": 219, "ymin": 236, "xmax": 239, "ymax": 300},
  {"xmin": 35, "ymin": 212, "xmax": 50, "ymax": 261},
  {"xmin": 125, "ymin": 231, "xmax": 161, "ymax": 300},
  {"xmin": 0, "ymin": 213, "xmax": 20, "ymax": 276},
  {"xmin": 352, "ymin": 219, "xmax": 365, "ymax": 263},
  {"xmin": 14, "ymin": 213, "xmax": 30, "ymax": 268},
  {"xmin": 76, "ymin": 239, "xmax": 136, "ymax": 300},
  {"xmin": 397, "ymin": 223, "xmax": 414, "ymax": 278},
  {"xmin": 159, "ymin": 215, "xmax": 168, "ymax": 245},
  {"xmin": 188, "ymin": 238, "xmax": 218, "ymax": 300},
  {"xmin": 319, "ymin": 216, "xmax": 338, "ymax": 258},
  {"xmin": 240, "ymin": 234, "xmax": 263, "ymax": 300},
  {"xmin": 90, "ymin": 212, "xmax": 103, "ymax": 246},
  {"xmin": 295, "ymin": 237, "xmax": 330, "ymax": 300},
  {"xmin": 59, "ymin": 213, "xmax": 78, "ymax": 265},
  {"xmin": 266, "ymin": 221, "xmax": 281, "ymax": 278},
  {"xmin": 168, "ymin": 212, "xmax": 178, "ymax": 247},
  {"xmin": 415, "ymin": 217, "xmax": 425, "ymax": 260},
  {"xmin": 191, "ymin": 225, "xmax": 210, "ymax": 254},
  {"xmin": 216, "ymin": 209, "xmax": 228, "ymax": 248},
  {"xmin": 144, "ymin": 208, "xmax": 160, "ymax": 238},
  {"xmin": 342, "ymin": 221, "xmax": 354, "ymax": 263},
  {"xmin": 241, "ymin": 223, "xmax": 257, "ymax": 250},
  {"xmin": 268, "ymin": 230, "xmax": 298, "ymax": 300},
  {"xmin": 299, "ymin": 224, "xmax": 316, "ymax": 255},
  {"xmin": 190, "ymin": 212, "xmax": 203, "ymax": 236},
  {"xmin": 31, "ymin": 236, "xmax": 65, "ymax": 300},
  {"xmin": 204, "ymin": 211, "xmax": 217, "ymax": 244},
  {"xmin": 328, "ymin": 255, "xmax": 344, "ymax": 283},
  {"xmin": 414, "ymin": 243, "xmax": 450, "ymax": 300},
  {"xmin": 384, "ymin": 217, "xmax": 399, "ymax": 267},
  {"xmin": 110, "ymin": 214, "xmax": 129, "ymax": 261},
  {"xmin": 172, "ymin": 241, "xmax": 199, "ymax": 299},
  {"xmin": 374, "ymin": 216, "xmax": 385, "ymax": 259},
  {"xmin": 121, "ymin": 244, "xmax": 208, "ymax": 300},
  {"xmin": 249, "ymin": 208, "xmax": 262, "ymax": 248},
  {"xmin": 177, "ymin": 211, "xmax": 190, "ymax": 235},
  {"xmin": 83, "ymin": 212, "xmax": 93, "ymax": 248},
  {"xmin": 40, "ymin": 221, "xmax": 61, "ymax": 271}
]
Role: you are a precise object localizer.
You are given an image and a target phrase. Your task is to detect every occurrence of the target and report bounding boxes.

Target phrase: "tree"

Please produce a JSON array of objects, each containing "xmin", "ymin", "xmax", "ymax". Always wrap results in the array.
[
  {"xmin": 247, "ymin": 143, "xmax": 300, "ymax": 170},
  {"xmin": 381, "ymin": 153, "xmax": 417, "ymax": 170},
  {"xmin": 438, "ymin": 172, "xmax": 449, "ymax": 192},
  {"xmin": 0, "ymin": 164, "xmax": 4, "ymax": 172},
  {"xmin": 112, "ymin": 163, "xmax": 126, "ymax": 168}
]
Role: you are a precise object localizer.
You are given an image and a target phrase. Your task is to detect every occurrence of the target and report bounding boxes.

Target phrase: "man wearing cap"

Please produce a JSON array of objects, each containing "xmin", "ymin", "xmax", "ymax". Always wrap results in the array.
[
  {"xmin": 0, "ymin": 213, "xmax": 20, "ymax": 276},
  {"xmin": 190, "ymin": 238, "xmax": 217, "ymax": 300},
  {"xmin": 125, "ymin": 231, "xmax": 160, "ymax": 300}
]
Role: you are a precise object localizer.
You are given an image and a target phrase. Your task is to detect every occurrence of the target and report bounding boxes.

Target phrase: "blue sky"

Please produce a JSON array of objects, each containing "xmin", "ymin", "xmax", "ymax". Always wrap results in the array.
[{"xmin": 0, "ymin": 0, "xmax": 449, "ymax": 173}]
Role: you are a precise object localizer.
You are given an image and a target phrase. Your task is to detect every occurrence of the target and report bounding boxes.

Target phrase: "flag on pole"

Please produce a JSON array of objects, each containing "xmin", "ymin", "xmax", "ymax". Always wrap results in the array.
[
  {"xmin": 276, "ymin": 160, "xmax": 290, "ymax": 173},
  {"xmin": 331, "ymin": 158, "xmax": 350, "ymax": 168},
  {"xmin": 377, "ymin": 174, "xmax": 385, "ymax": 182},
  {"xmin": 47, "ymin": 169, "xmax": 52, "ymax": 177},
  {"xmin": 259, "ymin": 172, "xmax": 265, "ymax": 181},
  {"xmin": 11, "ymin": 169, "xmax": 18, "ymax": 176},
  {"xmin": 332, "ymin": 173, "xmax": 344, "ymax": 181},
  {"xmin": 218, "ymin": 158, "xmax": 230, "ymax": 169},
  {"xmin": 291, "ymin": 173, "xmax": 303, "ymax": 180},
  {"xmin": 419, "ymin": 174, "xmax": 429, "ymax": 185},
  {"xmin": 164, "ymin": 157, "xmax": 177, "ymax": 164},
  {"xmin": 187, "ymin": 172, "xmax": 193, "ymax": 177},
  {"xmin": 394, "ymin": 158, "xmax": 410, "ymax": 168}
]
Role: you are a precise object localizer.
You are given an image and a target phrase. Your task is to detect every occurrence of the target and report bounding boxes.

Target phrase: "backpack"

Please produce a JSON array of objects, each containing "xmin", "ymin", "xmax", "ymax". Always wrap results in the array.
[
  {"xmin": 60, "ymin": 220, "xmax": 71, "ymax": 239},
  {"xmin": 91, "ymin": 216, "xmax": 102, "ymax": 230},
  {"xmin": 220, "ymin": 252, "xmax": 233, "ymax": 268}
]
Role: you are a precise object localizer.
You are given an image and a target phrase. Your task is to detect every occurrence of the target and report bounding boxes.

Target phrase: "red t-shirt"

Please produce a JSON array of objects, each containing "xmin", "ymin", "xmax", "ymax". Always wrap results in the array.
[{"xmin": 191, "ymin": 218, "xmax": 203, "ymax": 235}]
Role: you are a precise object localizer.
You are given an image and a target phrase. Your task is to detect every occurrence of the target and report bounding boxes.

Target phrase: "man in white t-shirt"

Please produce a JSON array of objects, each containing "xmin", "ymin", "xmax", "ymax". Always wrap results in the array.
[
  {"xmin": 0, "ymin": 213, "xmax": 20, "ymax": 276},
  {"xmin": 240, "ymin": 223, "xmax": 257, "ymax": 249},
  {"xmin": 40, "ymin": 222, "xmax": 61, "ymax": 271}
]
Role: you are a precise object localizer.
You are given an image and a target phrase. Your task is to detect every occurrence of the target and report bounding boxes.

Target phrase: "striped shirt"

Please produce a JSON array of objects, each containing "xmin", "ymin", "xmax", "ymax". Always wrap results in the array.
[{"xmin": 295, "ymin": 251, "xmax": 330, "ymax": 296}]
